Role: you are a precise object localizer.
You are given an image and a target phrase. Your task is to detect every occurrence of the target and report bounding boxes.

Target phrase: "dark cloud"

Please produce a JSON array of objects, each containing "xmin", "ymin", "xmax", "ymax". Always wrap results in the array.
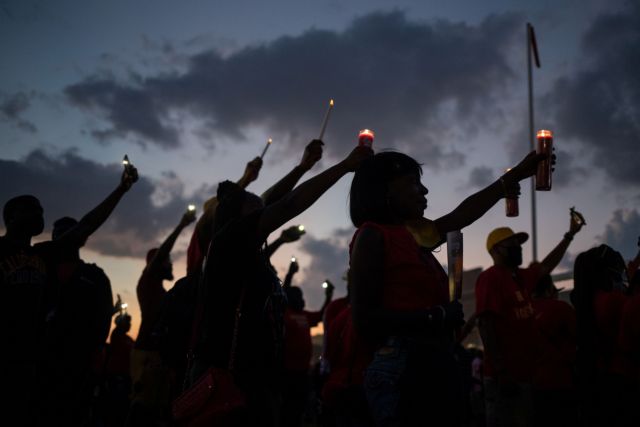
[
  {"xmin": 0, "ymin": 92, "xmax": 37, "ymax": 133},
  {"xmin": 598, "ymin": 208, "xmax": 640, "ymax": 260},
  {"xmin": 298, "ymin": 228, "xmax": 353, "ymax": 308},
  {"xmin": 65, "ymin": 11, "xmax": 522, "ymax": 168},
  {"xmin": 466, "ymin": 166, "xmax": 493, "ymax": 189},
  {"xmin": 546, "ymin": 2, "xmax": 640, "ymax": 186},
  {"xmin": 0, "ymin": 149, "xmax": 211, "ymax": 257}
]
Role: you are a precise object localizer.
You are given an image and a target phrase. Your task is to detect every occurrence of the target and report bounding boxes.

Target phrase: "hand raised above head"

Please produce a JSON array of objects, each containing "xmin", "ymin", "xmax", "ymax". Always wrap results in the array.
[
  {"xmin": 281, "ymin": 225, "xmax": 303, "ymax": 242},
  {"xmin": 244, "ymin": 156, "xmax": 263, "ymax": 183},
  {"xmin": 341, "ymin": 146, "xmax": 374, "ymax": 172},
  {"xmin": 120, "ymin": 165, "xmax": 139, "ymax": 191},
  {"xmin": 299, "ymin": 139, "xmax": 324, "ymax": 171},
  {"xmin": 504, "ymin": 150, "xmax": 547, "ymax": 183},
  {"xmin": 181, "ymin": 210, "xmax": 197, "ymax": 227}
]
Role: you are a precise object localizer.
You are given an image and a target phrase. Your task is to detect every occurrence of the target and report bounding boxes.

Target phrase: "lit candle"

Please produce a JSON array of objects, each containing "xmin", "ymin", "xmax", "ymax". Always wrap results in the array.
[
  {"xmin": 358, "ymin": 129, "xmax": 375, "ymax": 147},
  {"xmin": 319, "ymin": 99, "xmax": 334, "ymax": 140},
  {"xmin": 322, "ymin": 281, "xmax": 329, "ymax": 289},
  {"xmin": 291, "ymin": 256, "xmax": 296, "ymax": 263},
  {"xmin": 122, "ymin": 154, "xmax": 133, "ymax": 172},
  {"xmin": 260, "ymin": 138, "xmax": 272, "ymax": 159},
  {"xmin": 188, "ymin": 204, "xmax": 196, "ymax": 212},
  {"xmin": 298, "ymin": 225, "xmax": 305, "ymax": 232}
]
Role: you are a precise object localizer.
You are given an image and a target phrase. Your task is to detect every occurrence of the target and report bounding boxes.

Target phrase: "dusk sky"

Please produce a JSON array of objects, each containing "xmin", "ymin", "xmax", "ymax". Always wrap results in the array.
[{"xmin": 1, "ymin": 0, "xmax": 638, "ymax": 338}]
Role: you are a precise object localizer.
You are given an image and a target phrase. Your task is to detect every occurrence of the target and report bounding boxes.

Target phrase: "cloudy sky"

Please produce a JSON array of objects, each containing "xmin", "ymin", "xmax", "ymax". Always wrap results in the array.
[{"xmin": 1, "ymin": 0, "xmax": 639, "ymax": 338}]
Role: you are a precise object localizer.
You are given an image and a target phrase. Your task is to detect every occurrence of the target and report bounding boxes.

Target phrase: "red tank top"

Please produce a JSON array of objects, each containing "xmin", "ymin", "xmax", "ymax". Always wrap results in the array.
[{"xmin": 350, "ymin": 221, "xmax": 449, "ymax": 311}]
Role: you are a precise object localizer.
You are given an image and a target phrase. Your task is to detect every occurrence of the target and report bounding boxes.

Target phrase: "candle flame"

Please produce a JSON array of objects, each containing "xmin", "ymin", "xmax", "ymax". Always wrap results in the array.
[
  {"xmin": 537, "ymin": 129, "xmax": 553, "ymax": 138},
  {"xmin": 291, "ymin": 257, "xmax": 296, "ymax": 263},
  {"xmin": 122, "ymin": 154, "xmax": 129, "ymax": 165},
  {"xmin": 322, "ymin": 281, "xmax": 328, "ymax": 289},
  {"xmin": 298, "ymin": 225, "xmax": 305, "ymax": 232},
  {"xmin": 329, "ymin": 99, "xmax": 334, "ymax": 107},
  {"xmin": 359, "ymin": 129, "xmax": 375, "ymax": 138},
  {"xmin": 188, "ymin": 204, "xmax": 196, "ymax": 212},
  {"xmin": 268, "ymin": 138, "xmax": 272, "ymax": 144}
]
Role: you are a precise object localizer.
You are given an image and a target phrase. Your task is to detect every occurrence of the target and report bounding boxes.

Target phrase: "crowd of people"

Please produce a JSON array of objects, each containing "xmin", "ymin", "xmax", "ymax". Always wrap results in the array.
[{"xmin": 1, "ymin": 138, "xmax": 639, "ymax": 427}]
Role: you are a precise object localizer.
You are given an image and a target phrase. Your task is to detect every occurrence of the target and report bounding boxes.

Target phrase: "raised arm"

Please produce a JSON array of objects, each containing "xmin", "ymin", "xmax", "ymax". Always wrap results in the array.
[
  {"xmin": 58, "ymin": 166, "xmax": 138, "ymax": 248},
  {"xmin": 265, "ymin": 225, "xmax": 305, "ymax": 258},
  {"xmin": 433, "ymin": 151, "xmax": 545, "ymax": 236},
  {"xmin": 257, "ymin": 144, "xmax": 372, "ymax": 240},
  {"xmin": 147, "ymin": 210, "xmax": 196, "ymax": 274},
  {"xmin": 261, "ymin": 140, "xmax": 323, "ymax": 206},
  {"xmin": 193, "ymin": 157, "xmax": 262, "ymax": 250},
  {"xmin": 539, "ymin": 211, "xmax": 584, "ymax": 277},
  {"xmin": 282, "ymin": 258, "xmax": 299, "ymax": 289}
]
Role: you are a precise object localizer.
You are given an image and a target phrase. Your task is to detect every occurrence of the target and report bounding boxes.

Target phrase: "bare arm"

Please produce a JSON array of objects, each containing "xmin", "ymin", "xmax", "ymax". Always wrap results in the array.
[
  {"xmin": 434, "ymin": 151, "xmax": 545, "ymax": 236},
  {"xmin": 261, "ymin": 140, "xmax": 323, "ymax": 206},
  {"xmin": 58, "ymin": 167, "xmax": 138, "ymax": 248},
  {"xmin": 257, "ymin": 146, "xmax": 372, "ymax": 240},
  {"xmin": 539, "ymin": 212, "xmax": 584, "ymax": 277},
  {"xmin": 147, "ymin": 211, "xmax": 196, "ymax": 274}
]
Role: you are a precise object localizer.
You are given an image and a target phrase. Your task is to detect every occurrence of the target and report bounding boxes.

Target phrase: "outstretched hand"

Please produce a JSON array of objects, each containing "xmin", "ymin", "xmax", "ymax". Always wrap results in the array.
[
  {"xmin": 243, "ymin": 157, "xmax": 263, "ymax": 184},
  {"xmin": 568, "ymin": 208, "xmax": 585, "ymax": 236},
  {"xmin": 281, "ymin": 225, "xmax": 304, "ymax": 242},
  {"xmin": 299, "ymin": 139, "xmax": 324, "ymax": 171},
  {"xmin": 341, "ymin": 146, "xmax": 374, "ymax": 172},
  {"xmin": 180, "ymin": 210, "xmax": 197, "ymax": 228},
  {"xmin": 120, "ymin": 165, "xmax": 139, "ymax": 191},
  {"xmin": 505, "ymin": 150, "xmax": 551, "ymax": 183}
]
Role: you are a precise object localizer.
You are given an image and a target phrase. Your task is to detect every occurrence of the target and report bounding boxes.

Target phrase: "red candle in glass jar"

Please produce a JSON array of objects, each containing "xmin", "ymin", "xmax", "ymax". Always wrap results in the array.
[
  {"xmin": 536, "ymin": 130, "xmax": 553, "ymax": 191},
  {"xmin": 358, "ymin": 129, "xmax": 374, "ymax": 148},
  {"xmin": 505, "ymin": 197, "xmax": 519, "ymax": 217}
]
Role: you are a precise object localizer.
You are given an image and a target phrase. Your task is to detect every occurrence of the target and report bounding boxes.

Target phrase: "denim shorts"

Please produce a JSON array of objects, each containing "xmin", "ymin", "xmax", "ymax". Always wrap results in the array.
[{"xmin": 364, "ymin": 337, "xmax": 410, "ymax": 427}]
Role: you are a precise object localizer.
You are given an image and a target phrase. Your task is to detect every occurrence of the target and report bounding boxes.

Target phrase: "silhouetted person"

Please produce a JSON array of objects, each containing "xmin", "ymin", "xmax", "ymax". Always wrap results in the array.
[
  {"xmin": 0, "ymin": 165, "xmax": 137, "ymax": 425},
  {"xmin": 571, "ymin": 245, "xmax": 628, "ymax": 427},
  {"xmin": 105, "ymin": 312, "xmax": 134, "ymax": 427},
  {"xmin": 531, "ymin": 274, "xmax": 577, "ymax": 427},
  {"xmin": 281, "ymin": 258, "xmax": 334, "ymax": 427},
  {"xmin": 185, "ymin": 142, "xmax": 370, "ymax": 427},
  {"xmin": 127, "ymin": 209, "xmax": 196, "ymax": 426},
  {"xmin": 38, "ymin": 216, "xmax": 114, "ymax": 426},
  {"xmin": 349, "ymin": 150, "xmax": 545, "ymax": 427},
  {"xmin": 476, "ymin": 212, "xmax": 582, "ymax": 427}
]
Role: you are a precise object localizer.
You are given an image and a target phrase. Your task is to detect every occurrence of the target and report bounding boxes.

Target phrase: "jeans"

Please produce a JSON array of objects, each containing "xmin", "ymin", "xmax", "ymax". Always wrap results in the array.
[{"xmin": 364, "ymin": 337, "xmax": 461, "ymax": 427}]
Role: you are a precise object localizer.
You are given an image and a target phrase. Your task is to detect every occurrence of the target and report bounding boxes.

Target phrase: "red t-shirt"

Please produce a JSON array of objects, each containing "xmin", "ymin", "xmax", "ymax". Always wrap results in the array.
[
  {"xmin": 594, "ymin": 290, "xmax": 627, "ymax": 373},
  {"xmin": 323, "ymin": 297, "xmax": 349, "ymax": 338},
  {"xmin": 532, "ymin": 298, "xmax": 576, "ymax": 389},
  {"xmin": 475, "ymin": 264, "xmax": 542, "ymax": 382},
  {"xmin": 283, "ymin": 309, "xmax": 323, "ymax": 372},
  {"xmin": 615, "ymin": 293, "xmax": 640, "ymax": 379},
  {"xmin": 350, "ymin": 222, "xmax": 449, "ymax": 313},
  {"xmin": 321, "ymin": 305, "xmax": 375, "ymax": 407},
  {"xmin": 135, "ymin": 268, "xmax": 166, "ymax": 350}
]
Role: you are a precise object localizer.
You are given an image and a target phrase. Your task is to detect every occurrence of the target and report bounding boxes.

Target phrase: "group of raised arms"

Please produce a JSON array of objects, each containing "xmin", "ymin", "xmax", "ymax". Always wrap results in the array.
[{"xmin": 1, "ymin": 138, "xmax": 638, "ymax": 427}]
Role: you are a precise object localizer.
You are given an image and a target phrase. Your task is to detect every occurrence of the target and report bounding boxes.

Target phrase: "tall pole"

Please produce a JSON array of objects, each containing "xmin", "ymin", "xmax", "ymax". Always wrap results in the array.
[{"xmin": 527, "ymin": 23, "xmax": 540, "ymax": 261}]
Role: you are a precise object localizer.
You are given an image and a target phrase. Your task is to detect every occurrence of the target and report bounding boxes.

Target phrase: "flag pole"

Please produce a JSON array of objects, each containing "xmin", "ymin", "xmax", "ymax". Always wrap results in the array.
[{"xmin": 527, "ymin": 23, "xmax": 541, "ymax": 261}]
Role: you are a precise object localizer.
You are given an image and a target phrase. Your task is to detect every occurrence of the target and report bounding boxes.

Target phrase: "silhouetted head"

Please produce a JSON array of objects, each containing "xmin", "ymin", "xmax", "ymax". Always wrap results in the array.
[
  {"xmin": 3, "ymin": 195, "xmax": 44, "ymax": 237},
  {"xmin": 114, "ymin": 313, "xmax": 131, "ymax": 332},
  {"xmin": 213, "ymin": 181, "xmax": 264, "ymax": 235},
  {"xmin": 285, "ymin": 286, "xmax": 305, "ymax": 311},
  {"xmin": 486, "ymin": 227, "xmax": 529, "ymax": 268},
  {"xmin": 571, "ymin": 244, "xmax": 626, "ymax": 309},
  {"xmin": 52, "ymin": 216, "xmax": 87, "ymax": 247},
  {"xmin": 146, "ymin": 248, "xmax": 174, "ymax": 280},
  {"xmin": 350, "ymin": 152, "xmax": 426, "ymax": 227}
]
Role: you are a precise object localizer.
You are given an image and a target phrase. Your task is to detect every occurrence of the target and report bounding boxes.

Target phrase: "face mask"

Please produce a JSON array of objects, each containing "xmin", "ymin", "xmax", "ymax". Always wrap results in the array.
[{"xmin": 501, "ymin": 246, "xmax": 523, "ymax": 267}]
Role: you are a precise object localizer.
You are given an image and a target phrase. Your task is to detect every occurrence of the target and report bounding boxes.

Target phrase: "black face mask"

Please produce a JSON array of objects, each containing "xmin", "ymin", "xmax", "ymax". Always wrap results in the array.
[{"xmin": 501, "ymin": 246, "xmax": 523, "ymax": 267}]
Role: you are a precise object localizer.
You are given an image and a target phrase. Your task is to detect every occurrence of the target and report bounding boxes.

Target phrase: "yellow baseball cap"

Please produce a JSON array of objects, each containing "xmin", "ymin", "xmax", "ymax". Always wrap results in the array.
[{"xmin": 486, "ymin": 227, "xmax": 529, "ymax": 252}]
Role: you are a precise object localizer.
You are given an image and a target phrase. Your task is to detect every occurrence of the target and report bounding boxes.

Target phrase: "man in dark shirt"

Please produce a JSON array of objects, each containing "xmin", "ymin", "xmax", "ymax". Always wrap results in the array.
[{"xmin": 0, "ymin": 165, "xmax": 137, "ymax": 423}]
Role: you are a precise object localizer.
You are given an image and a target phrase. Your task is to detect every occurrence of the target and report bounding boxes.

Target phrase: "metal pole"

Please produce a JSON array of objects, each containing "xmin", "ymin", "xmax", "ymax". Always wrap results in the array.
[{"xmin": 527, "ymin": 23, "xmax": 538, "ymax": 261}]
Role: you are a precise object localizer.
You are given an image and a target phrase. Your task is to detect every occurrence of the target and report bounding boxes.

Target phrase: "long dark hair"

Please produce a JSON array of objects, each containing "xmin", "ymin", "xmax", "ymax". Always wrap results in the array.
[{"xmin": 349, "ymin": 151, "xmax": 422, "ymax": 227}]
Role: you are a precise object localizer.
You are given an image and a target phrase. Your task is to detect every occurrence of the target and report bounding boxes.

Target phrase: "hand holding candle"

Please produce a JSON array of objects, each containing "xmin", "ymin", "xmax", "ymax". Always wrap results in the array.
[
  {"xmin": 120, "ymin": 154, "xmax": 138, "ymax": 191},
  {"xmin": 536, "ymin": 130, "xmax": 554, "ymax": 191},
  {"xmin": 358, "ymin": 129, "xmax": 375, "ymax": 148},
  {"xmin": 319, "ymin": 99, "xmax": 334, "ymax": 140}
]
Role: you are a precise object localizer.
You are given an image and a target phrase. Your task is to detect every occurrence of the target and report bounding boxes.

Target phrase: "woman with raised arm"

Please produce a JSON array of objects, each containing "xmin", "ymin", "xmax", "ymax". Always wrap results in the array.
[
  {"xmin": 348, "ymin": 150, "xmax": 544, "ymax": 427},
  {"xmin": 186, "ymin": 141, "xmax": 371, "ymax": 427}
]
